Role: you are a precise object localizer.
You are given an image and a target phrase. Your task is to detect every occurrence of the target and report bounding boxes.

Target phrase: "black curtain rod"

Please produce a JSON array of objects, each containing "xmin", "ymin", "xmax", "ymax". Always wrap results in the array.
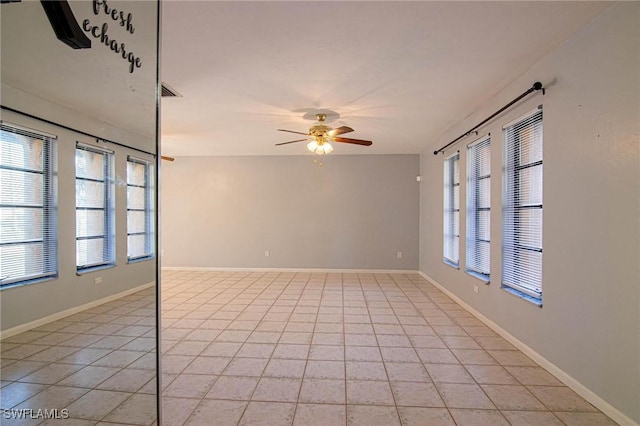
[
  {"xmin": 433, "ymin": 81, "xmax": 545, "ymax": 155},
  {"xmin": 1, "ymin": 104, "xmax": 156, "ymax": 157}
]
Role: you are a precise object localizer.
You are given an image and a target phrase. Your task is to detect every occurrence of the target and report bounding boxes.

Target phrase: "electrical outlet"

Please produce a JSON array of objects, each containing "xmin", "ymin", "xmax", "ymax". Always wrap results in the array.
[
  {"xmin": 95, "ymin": 277, "xmax": 103, "ymax": 284},
  {"xmin": 161, "ymin": 249, "xmax": 165, "ymax": 257},
  {"xmin": 473, "ymin": 284, "xmax": 479, "ymax": 293},
  {"xmin": 397, "ymin": 251, "xmax": 403, "ymax": 259},
  {"xmin": 265, "ymin": 250, "xmax": 270, "ymax": 257}
]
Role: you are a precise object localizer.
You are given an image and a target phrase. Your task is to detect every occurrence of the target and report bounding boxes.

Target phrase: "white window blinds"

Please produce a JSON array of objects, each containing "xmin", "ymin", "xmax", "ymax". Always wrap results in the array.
[
  {"xmin": 466, "ymin": 136, "xmax": 491, "ymax": 278},
  {"xmin": 76, "ymin": 143, "xmax": 114, "ymax": 270},
  {"xmin": 0, "ymin": 124, "xmax": 57, "ymax": 287},
  {"xmin": 127, "ymin": 157, "xmax": 154, "ymax": 261},
  {"xmin": 443, "ymin": 153, "xmax": 460, "ymax": 266},
  {"xmin": 502, "ymin": 108, "xmax": 543, "ymax": 300}
]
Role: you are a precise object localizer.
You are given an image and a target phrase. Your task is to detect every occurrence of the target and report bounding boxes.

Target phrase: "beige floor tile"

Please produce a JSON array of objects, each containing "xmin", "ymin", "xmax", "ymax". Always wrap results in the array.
[
  {"xmin": 309, "ymin": 345, "xmax": 344, "ymax": 361},
  {"xmin": 236, "ymin": 343, "xmax": 277, "ymax": 358},
  {"xmin": 96, "ymin": 369, "xmax": 156, "ymax": 392},
  {"xmin": 553, "ymin": 411, "xmax": 618, "ymax": 425},
  {"xmin": 474, "ymin": 337, "xmax": 516, "ymax": 351},
  {"xmin": 379, "ymin": 347, "xmax": 420, "ymax": 363},
  {"xmin": 279, "ymin": 332, "xmax": 313, "ymax": 345},
  {"xmin": 223, "ymin": 357, "xmax": 268, "ymax": 377},
  {"xmin": 425, "ymin": 364, "xmax": 475, "ymax": 384},
  {"xmin": 66, "ymin": 389, "xmax": 131, "ymax": 420},
  {"xmin": 488, "ymin": 350, "xmax": 536, "ymax": 366},
  {"xmin": 165, "ymin": 341, "xmax": 209, "ymax": 356},
  {"xmin": 206, "ymin": 376, "xmax": 259, "ymax": 400},
  {"xmin": 57, "ymin": 348, "xmax": 112, "ymax": 365},
  {"xmin": 347, "ymin": 405, "xmax": 400, "ymax": 426},
  {"xmin": 505, "ymin": 366, "xmax": 563, "ymax": 386},
  {"xmin": 384, "ymin": 362, "xmax": 431, "ymax": 383},
  {"xmin": 528, "ymin": 386, "xmax": 598, "ymax": 411},
  {"xmin": 449, "ymin": 408, "xmax": 510, "ymax": 425},
  {"xmin": 163, "ymin": 374, "xmax": 217, "ymax": 398},
  {"xmin": 185, "ymin": 399, "xmax": 247, "ymax": 426},
  {"xmin": 345, "ymin": 334, "xmax": 378, "ymax": 346},
  {"xmin": 397, "ymin": 407, "xmax": 455, "ymax": 425},
  {"xmin": 481, "ymin": 384, "xmax": 546, "ymax": 410},
  {"xmin": 239, "ymin": 401, "xmax": 296, "ymax": 426},
  {"xmin": 346, "ymin": 380, "xmax": 395, "ymax": 405},
  {"xmin": 247, "ymin": 331, "xmax": 282, "ymax": 343},
  {"xmin": 408, "ymin": 335, "xmax": 446, "ymax": 349},
  {"xmin": 0, "ymin": 382, "xmax": 48, "ymax": 409},
  {"xmin": 91, "ymin": 350, "xmax": 145, "ymax": 368},
  {"xmin": 0, "ymin": 361, "xmax": 48, "ymax": 381},
  {"xmin": 464, "ymin": 365, "xmax": 519, "ymax": 385},
  {"xmin": 305, "ymin": 360, "xmax": 345, "ymax": 379},
  {"xmin": 435, "ymin": 383, "xmax": 495, "ymax": 409},
  {"xmin": 299, "ymin": 379, "xmax": 346, "ymax": 404},
  {"xmin": 272, "ymin": 344, "xmax": 310, "ymax": 360},
  {"xmin": 252, "ymin": 377, "xmax": 301, "ymax": 402},
  {"xmin": 441, "ymin": 336, "xmax": 481, "ymax": 350},
  {"xmin": 102, "ymin": 393, "xmax": 156, "ymax": 425},
  {"xmin": 182, "ymin": 356, "xmax": 231, "ymax": 375},
  {"xmin": 293, "ymin": 403, "xmax": 346, "ymax": 426},
  {"xmin": 18, "ymin": 363, "xmax": 83, "ymax": 385},
  {"xmin": 501, "ymin": 410, "xmax": 565, "ymax": 425},
  {"xmin": 451, "ymin": 349, "xmax": 497, "ymax": 365},
  {"xmin": 201, "ymin": 342, "xmax": 242, "ymax": 357},
  {"xmin": 345, "ymin": 346, "xmax": 382, "ymax": 362},
  {"xmin": 263, "ymin": 359, "xmax": 306, "ymax": 378},
  {"xmin": 415, "ymin": 348, "xmax": 458, "ymax": 364},
  {"xmin": 390, "ymin": 381, "xmax": 444, "ymax": 407},
  {"xmin": 346, "ymin": 361, "xmax": 387, "ymax": 381}
]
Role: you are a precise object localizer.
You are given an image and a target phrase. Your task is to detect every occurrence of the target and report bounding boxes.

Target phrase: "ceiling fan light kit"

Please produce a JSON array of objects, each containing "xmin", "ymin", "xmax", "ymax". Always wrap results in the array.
[{"xmin": 276, "ymin": 112, "xmax": 372, "ymax": 155}]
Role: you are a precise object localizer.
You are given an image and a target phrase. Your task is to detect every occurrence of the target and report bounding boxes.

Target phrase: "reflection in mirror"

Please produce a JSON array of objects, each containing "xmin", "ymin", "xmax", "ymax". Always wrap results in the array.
[{"xmin": 0, "ymin": 1, "xmax": 160, "ymax": 424}]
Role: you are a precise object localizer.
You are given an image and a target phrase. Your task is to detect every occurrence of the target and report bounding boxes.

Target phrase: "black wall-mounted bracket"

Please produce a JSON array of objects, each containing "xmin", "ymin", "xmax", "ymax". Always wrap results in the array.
[{"xmin": 40, "ymin": 0, "xmax": 91, "ymax": 49}]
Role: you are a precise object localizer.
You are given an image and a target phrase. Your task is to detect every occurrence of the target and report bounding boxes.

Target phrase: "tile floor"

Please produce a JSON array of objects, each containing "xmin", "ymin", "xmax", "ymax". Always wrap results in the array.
[
  {"xmin": 159, "ymin": 270, "xmax": 618, "ymax": 426},
  {"xmin": 1, "ymin": 271, "xmax": 619, "ymax": 425},
  {"xmin": 0, "ymin": 288, "xmax": 157, "ymax": 425}
]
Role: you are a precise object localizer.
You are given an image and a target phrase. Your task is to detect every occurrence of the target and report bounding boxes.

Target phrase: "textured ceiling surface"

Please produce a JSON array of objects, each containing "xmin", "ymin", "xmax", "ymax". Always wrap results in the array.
[{"xmin": 161, "ymin": 1, "xmax": 608, "ymax": 157}]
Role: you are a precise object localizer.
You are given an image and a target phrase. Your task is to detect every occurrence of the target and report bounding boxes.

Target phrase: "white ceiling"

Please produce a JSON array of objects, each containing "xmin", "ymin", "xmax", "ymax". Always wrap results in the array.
[{"xmin": 161, "ymin": 1, "xmax": 609, "ymax": 157}]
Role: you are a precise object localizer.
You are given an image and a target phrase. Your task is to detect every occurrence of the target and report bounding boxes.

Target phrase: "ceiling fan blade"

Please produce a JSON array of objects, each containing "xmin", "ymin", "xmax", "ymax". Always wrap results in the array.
[
  {"xmin": 277, "ymin": 129, "xmax": 309, "ymax": 136},
  {"xmin": 275, "ymin": 138, "xmax": 308, "ymax": 146},
  {"xmin": 329, "ymin": 126, "xmax": 354, "ymax": 136},
  {"xmin": 333, "ymin": 136, "xmax": 373, "ymax": 146},
  {"xmin": 161, "ymin": 155, "xmax": 175, "ymax": 161}
]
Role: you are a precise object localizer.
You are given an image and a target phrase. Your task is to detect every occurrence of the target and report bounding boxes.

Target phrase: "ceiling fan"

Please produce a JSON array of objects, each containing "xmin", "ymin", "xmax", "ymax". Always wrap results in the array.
[{"xmin": 276, "ymin": 113, "xmax": 372, "ymax": 155}]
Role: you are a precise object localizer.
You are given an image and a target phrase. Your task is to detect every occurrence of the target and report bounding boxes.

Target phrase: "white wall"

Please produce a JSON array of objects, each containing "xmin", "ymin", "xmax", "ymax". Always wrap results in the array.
[
  {"xmin": 161, "ymin": 155, "xmax": 419, "ymax": 270},
  {"xmin": 419, "ymin": 3, "xmax": 639, "ymax": 424}
]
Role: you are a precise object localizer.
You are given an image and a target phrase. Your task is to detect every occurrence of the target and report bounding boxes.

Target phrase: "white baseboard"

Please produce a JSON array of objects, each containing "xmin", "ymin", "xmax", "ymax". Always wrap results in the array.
[
  {"xmin": 0, "ymin": 282, "xmax": 155, "ymax": 340},
  {"xmin": 418, "ymin": 271, "xmax": 637, "ymax": 426},
  {"xmin": 162, "ymin": 266, "xmax": 420, "ymax": 274}
]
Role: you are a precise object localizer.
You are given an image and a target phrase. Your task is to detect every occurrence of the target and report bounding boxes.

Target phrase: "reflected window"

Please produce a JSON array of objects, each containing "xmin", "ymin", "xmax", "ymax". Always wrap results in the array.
[
  {"xmin": 75, "ymin": 143, "xmax": 114, "ymax": 270},
  {"xmin": 127, "ymin": 156, "xmax": 154, "ymax": 261},
  {"xmin": 0, "ymin": 124, "xmax": 57, "ymax": 287}
]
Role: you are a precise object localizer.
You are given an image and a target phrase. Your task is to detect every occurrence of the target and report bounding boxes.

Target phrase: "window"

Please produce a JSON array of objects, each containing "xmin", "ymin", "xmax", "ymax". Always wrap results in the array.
[
  {"xmin": 443, "ymin": 152, "xmax": 460, "ymax": 267},
  {"xmin": 75, "ymin": 143, "xmax": 114, "ymax": 270},
  {"xmin": 127, "ymin": 157, "xmax": 154, "ymax": 261},
  {"xmin": 502, "ymin": 108, "xmax": 543, "ymax": 302},
  {"xmin": 0, "ymin": 124, "xmax": 57, "ymax": 287},
  {"xmin": 466, "ymin": 136, "xmax": 491, "ymax": 280}
]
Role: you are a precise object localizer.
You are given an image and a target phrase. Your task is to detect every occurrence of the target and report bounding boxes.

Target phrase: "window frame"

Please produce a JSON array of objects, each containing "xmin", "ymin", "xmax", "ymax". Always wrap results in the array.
[
  {"xmin": 502, "ymin": 107, "xmax": 543, "ymax": 303},
  {"xmin": 126, "ymin": 156, "xmax": 155, "ymax": 262},
  {"xmin": 75, "ymin": 142, "xmax": 115, "ymax": 272},
  {"xmin": 466, "ymin": 135, "xmax": 491, "ymax": 281},
  {"xmin": 0, "ymin": 123, "xmax": 58, "ymax": 288},
  {"xmin": 443, "ymin": 152, "xmax": 460, "ymax": 268}
]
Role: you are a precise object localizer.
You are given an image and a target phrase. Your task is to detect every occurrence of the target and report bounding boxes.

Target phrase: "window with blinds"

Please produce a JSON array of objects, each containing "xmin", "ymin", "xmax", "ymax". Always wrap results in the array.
[
  {"xmin": 0, "ymin": 124, "xmax": 57, "ymax": 287},
  {"xmin": 76, "ymin": 143, "xmax": 114, "ymax": 270},
  {"xmin": 466, "ymin": 136, "xmax": 491, "ymax": 280},
  {"xmin": 443, "ymin": 152, "xmax": 460, "ymax": 267},
  {"xmin": 127, "ymin": 157, "xmax": 154, "ymax": 261},
  {"xmin": 502, "ymin": 108, "xmax": 543, "ymax": 302}
]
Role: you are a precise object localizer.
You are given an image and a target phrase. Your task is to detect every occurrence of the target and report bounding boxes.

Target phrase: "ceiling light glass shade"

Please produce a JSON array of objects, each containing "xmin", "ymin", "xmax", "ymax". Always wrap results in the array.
[{"xmin": 307, "ymin": 140, "xmax": 333, "ymax": 155}]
